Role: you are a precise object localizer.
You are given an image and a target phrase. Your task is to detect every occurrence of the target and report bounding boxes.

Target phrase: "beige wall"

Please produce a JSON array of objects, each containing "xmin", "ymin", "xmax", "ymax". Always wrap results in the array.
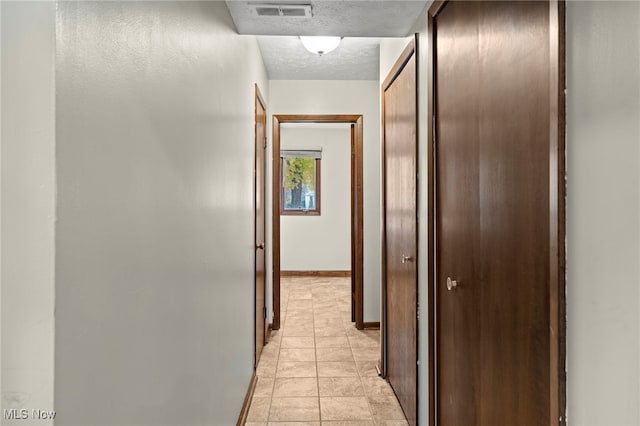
[
  {"xmin": 1, "ymin": 2, "xmax": 56, "ymax": 424},
  {"xmin": 280, "ymin": 125, "xmax": 352, "ymax": 271},
  {"xmin": 268, "ymin": 80, "xmax": 381, "ymax": 323},
  {"xmin": 566, "ymin": 2, "xmax": 640, "ymax": 424},
  {"xmin": 54, "ymin": 2, "xmax": 268, "ymax": 424}
]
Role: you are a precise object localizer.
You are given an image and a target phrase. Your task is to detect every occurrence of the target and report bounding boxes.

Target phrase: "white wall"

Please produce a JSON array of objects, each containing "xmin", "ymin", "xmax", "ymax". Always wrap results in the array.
[
  {"xmin": 54, "ymin": 2, "xmax": 268, "ymax": 424},
  {"xmin": 1, "ymin": 2, "xmax": 56, "ymax": 424},
  {"xmin": 267, "ymin": 80, "xmax": 381, "ymax": 323},
  {"xmin": 384, "ymin": 2, "xmax": 640, "ymax": 424},
  {"xmin": 566, "ymin": 2, "xmax": 640, "ymax": 424},
  {"xmin": 280, "ymin": 125, "xmax": 351, "ymax": 271}
]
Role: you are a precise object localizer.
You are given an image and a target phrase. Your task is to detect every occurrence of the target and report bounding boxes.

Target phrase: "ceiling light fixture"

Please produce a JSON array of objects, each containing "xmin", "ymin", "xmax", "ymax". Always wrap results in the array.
[{"xmin": 300, "ymin": 36, "xmax": 342, "ymax": 56}]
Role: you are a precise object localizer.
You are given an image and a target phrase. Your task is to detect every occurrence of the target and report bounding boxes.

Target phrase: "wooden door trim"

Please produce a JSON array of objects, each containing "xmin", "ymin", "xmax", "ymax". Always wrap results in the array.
[
  {"xmin": 380, "ymin": 36, "xmax": 418, "ymax": 424},
  {"xmin": 426, "ymin": 2, "xmax": 567, "ymax": 424},
  {"xmin": 254, "ymin": 84, "xmax": 267, "ymax": 368},
  {"xmin": 272, "ymin": 114, "xmax": 365, "ymax": 330},
  {"xmin": 548, "ymin": 1, "xmax": 567, "ymax": 423},
  {"xmin": 236, "ymin": 371, "xmax": 258, "ymax": 426}
]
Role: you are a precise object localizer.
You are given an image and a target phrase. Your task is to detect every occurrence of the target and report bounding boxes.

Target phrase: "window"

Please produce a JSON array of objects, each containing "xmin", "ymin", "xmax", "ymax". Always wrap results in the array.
[{"xmin": 280, "ymin": 149, "xmax": 321, "ymax": 215}]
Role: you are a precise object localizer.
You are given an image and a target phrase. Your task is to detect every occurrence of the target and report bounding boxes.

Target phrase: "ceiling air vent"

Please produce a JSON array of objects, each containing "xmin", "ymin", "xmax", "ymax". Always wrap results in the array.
[{"xmin": 253, "ymin": 4, "xmax": 313, "ymax": 18}]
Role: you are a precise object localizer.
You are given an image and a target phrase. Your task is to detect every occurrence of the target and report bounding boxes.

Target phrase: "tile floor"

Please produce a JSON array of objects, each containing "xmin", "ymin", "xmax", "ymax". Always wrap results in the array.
[{"xmin": 245, "ymin": 276, "xmax": 408, "ymax": 426}]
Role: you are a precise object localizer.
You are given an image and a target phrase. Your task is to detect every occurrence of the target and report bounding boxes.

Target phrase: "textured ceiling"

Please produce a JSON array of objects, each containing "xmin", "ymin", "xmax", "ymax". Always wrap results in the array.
[
  {"xmin": 225, "ymin": 1, "xmax": 427, "ymax": 80},
  {"xmin": 257, "ymin": 36, "xmax": 380, "ymax": 80},
  {"xmin": 225, "ymin": 1, "xmax": 428, "ymax": 37}
]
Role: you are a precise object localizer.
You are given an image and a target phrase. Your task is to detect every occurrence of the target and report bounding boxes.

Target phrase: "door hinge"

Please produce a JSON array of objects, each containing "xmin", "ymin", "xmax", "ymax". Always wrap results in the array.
[
  {"xmin": 263, "ymin": 306, "xmax": 267, "ymax": 319},
  {"xmin": 416, "ymin": 303, "xmax": 420, "ymax": 321},
  {"xmin": 264, "ymin": 136, "xmax": 267, "ymax": 150}
]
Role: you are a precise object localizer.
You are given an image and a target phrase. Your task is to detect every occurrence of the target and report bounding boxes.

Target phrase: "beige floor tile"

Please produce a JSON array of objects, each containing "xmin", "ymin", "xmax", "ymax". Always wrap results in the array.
[
  {"xmin": 322, "ymin": 422, "xmax": 374, "ymax": 426},
  {"xmin": 352, "ymin": 347, "xmax": 380, "ymax": 362},
  {"xmin": 273, "ymin": 377, "xmax": 318, "ymax": 397},
  {"xmin": 269, "ymin": 330, "xmax": 282, "ymax": 343},
  {"xmin": 254, "ymin": 376, "xmax": 275, "ymax": 397},
  {"xmin": 315, "ymin": 318, "xmax": 344, "ymax": 328},
  {"xmin": 367, "ymin": 395, "xmax": 406, "ymax": 421},
  {"xmin": 316, "ymin": 347, "xmax": 355, "ymax": 362},
  {"xmin": 356, "ymin": 362, "xmax": 379, "ymax": 377},
  {"xmin": 289, "ymin": 291, "xmax": 313, "ymax": 300},
  {"xmin": 246, "ymin": 396, "xmax": 270, "ymax": 422},
  {"xmin": 315, "ymin": 327, "xmax": 347, "ymax": 337},
  {"xmin": 276, "ymin": 361, "xmax": 317, "ymax": 377},
  {"xmin": 314, "ymin": 309, "xmax": 342, "ymax": 318},
  {"xmin": 287, "ymin": 300, "xmax": 313, "ymax": 310},
  {"xmin": 283, "ymin": 326, "xmax": 315, "ymax": 337},
  {"xmin": 318, "ymin": 377, "xmax": 364, "ymax": 397},
  {"xmin": 286, "ymin": 310, "xmax": 314, "ymax": 318},
  {"xmin": 257, "ymin": 361, "xmax": 277, "ymax": 378},
  {"xmin": 373, "ymin": 421, "xmax": 409, "ymax": 426},
  {"xmin": 267, "ymin": 422, "xmax": 320, "ymax": 426},
  {"xmin": 269, "ymin": 397, "xmax": 320, "ymax": 422},
  {"xmin": 260, "ymin": 346, "xmax": 280, "ymax": 362},
  {"xmin": 348, "ymin": 334, "xmax": 379, "ymax": 348},
  {"xmin": 316, "ymin": 336, "xmax": 350, "ymax": 348},
  {"xmin": 360, "ymin": 377, "xmax": 394, "ymax": 397},
  {"xmin": 279, "ymin": 348, "xmax": 316, "ymax": 362},
  {"xmin": 284, "ymin": 319, "xmax": 315, "ymax": 329},
  {"xmin": 320, "ymin": 397, "xmax": 372, "ymax": 421},
  {"xmin": 281, "ymin": 336, "xmax": 315, "ymax": 348},
  {"xmin": 317, "ymin": 362, "xmax": 358, "ymax": 377},
  {"xmin": 313, "ymin": 302, "xmax": 336, "ymax": 311},
  {"xmin": 245, "ymin": 422, "xmax": 267, "ymax": 426},
  {"xmin": 345, "ymin": 326, "xmax": 362, "ymax": 336}
]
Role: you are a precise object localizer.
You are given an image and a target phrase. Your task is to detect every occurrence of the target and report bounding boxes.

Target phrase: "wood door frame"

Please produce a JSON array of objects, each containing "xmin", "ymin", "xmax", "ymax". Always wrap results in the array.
[
  {"xmin": 254, "ymin": 84, "xmax": 268, "ymax": 367},
  {"xmin": 272, "ymin": 114, "xmax": 364, "ymax": 330},
  {"xmin": 380, "ymin": 36, "xmax": 419, "ymax": 418},
  {"xmin": 426, "ymin": 1, "xmax": 567, "ymax": 425}
]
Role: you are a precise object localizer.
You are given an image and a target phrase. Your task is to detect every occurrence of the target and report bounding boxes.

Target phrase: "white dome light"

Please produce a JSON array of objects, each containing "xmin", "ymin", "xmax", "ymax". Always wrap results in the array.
[{"xmin": 300, "ymin": 36, "xmax": 341, "ymax": 56}]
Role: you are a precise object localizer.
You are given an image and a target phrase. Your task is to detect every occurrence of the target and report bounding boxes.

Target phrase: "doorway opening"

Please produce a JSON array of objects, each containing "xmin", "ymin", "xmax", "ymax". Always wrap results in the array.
[{"xmin": 272, "ymin": 114, "xmax": 365, "ymax": 331}]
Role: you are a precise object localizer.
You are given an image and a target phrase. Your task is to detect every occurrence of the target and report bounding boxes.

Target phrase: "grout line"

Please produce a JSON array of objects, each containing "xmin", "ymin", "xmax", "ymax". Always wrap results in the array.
[{"xmin": 312, "ymin": 278, "xmax": 322, "ymax": 423}]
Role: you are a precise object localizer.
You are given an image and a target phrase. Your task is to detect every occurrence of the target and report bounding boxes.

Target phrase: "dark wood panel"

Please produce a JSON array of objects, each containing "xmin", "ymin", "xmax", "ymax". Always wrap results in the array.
[
  {"xmin": 383, "ymin": 42, "xmax": 418, "ymax": 426},
  {"xmin": 477, "ymin": 3, "xmax": 551, "ymax": 423},
  {"xmin": 432, "ymin": 1, "xmax": 565, "ymax": 425},
  {"xmin": 435, "ymin": 2, "xmax": 481, "ymax": 423},
  {"xmin": 255, "ymin": 85, "xmax": 267, "ymax": 365}
]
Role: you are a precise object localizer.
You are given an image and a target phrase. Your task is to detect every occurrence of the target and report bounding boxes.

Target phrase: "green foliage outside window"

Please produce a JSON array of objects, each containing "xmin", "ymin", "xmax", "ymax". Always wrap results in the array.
[{"xmin": 284, "ymin": 157, "xmax": 316, "ymax": 210}]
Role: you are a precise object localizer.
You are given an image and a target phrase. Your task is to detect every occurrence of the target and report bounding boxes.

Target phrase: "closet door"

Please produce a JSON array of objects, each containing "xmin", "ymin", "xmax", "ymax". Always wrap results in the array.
[
  {"xmin": 435, "ymin": 1, "xmax": 562, "ymax": 424},
  {"xmin": 383, "ymin": 42, "xmax": 418, "ymax": 425}
]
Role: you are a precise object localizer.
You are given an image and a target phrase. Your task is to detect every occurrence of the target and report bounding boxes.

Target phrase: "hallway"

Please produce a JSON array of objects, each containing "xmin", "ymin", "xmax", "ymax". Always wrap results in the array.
[{"xmin": 246, "ymin": 277, "xmax": 407, "ymax": 425}]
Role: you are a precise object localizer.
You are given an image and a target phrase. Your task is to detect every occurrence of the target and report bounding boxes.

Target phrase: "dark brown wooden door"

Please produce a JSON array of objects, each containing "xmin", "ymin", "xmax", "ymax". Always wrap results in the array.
[
  {"xmin": 383, "ymin": 44, "xmax": 417, "ymax": 426},
  {"xmin": 255, "ymin": 86, "xmax": 267, "ymax": 366},
  {"xmin": 435, "ymin": 2, "xmax": 559, "ymax": 424}
]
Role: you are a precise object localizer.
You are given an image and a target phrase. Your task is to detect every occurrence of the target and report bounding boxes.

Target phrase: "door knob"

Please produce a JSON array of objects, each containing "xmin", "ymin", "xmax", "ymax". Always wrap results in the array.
[
  {"xmin": 446, "ymin": 277, "xmax": 458, "ymax": 291},
  {"xmin": 256, "ymin": 243, "xmax": 265, "ymax": 250},
  {"xmin": 401, "ymin": 255, "xmax": 413, "ymax": 264}
]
